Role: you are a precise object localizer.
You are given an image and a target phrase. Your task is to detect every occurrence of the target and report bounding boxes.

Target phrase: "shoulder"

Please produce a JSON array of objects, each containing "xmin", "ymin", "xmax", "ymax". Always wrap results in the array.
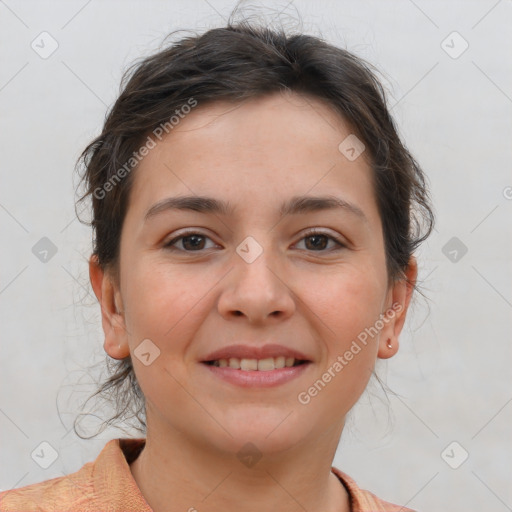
[
  {"xmin": 0, "ymin": 462, "xmax": 96, "ymax": 511},
  {"xmin": 331, "ymin": 467, "xmax": 418, "ymax": 512},
  {"xmin": 0, "ymin": 438, "xmax": 148, "ymax": 512}
]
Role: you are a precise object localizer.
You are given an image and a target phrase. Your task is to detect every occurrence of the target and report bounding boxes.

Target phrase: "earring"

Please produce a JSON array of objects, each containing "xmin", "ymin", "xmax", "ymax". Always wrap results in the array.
[{"xmin": 386, "ymin": 339, "xmax": 392, "ymax": 349}]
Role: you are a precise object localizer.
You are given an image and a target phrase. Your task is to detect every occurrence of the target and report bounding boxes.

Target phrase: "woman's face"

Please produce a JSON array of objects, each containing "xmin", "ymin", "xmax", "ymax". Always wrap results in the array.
[{"xmin": 91, "ymin": 91, "xmax": 415, "ymax": 457}]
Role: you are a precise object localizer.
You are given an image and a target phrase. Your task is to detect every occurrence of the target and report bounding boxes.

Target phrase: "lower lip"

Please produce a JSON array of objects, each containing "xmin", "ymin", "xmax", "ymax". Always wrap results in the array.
[{"xmin": 201, "ymin": 362, "xmax": 312, "ymax": 388}]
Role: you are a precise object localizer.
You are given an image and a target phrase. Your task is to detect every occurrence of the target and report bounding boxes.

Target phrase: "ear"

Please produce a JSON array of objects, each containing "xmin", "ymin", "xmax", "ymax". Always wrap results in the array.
[
  {"xmin": 89, "ymin": 254, "xmax": 130, "ymax": 359},
  {"xmin": 377, "ymin": 256, "xmax": 418, "ymax": 359}
]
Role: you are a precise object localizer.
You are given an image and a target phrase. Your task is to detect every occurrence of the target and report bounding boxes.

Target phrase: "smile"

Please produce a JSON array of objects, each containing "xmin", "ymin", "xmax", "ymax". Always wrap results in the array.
[
  {"xmin": 203, "ymin": 356, "xmax": 306, "ymax": 370},
  {"xmin": 201, "ymin": 359, "xmax": 312, "ymax": 388}
]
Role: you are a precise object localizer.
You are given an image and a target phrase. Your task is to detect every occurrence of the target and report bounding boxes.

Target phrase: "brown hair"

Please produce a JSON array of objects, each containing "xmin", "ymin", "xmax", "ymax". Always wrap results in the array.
[{"xmin": 74, "ymin": 18, "xmax": 434, "ymax": 437}]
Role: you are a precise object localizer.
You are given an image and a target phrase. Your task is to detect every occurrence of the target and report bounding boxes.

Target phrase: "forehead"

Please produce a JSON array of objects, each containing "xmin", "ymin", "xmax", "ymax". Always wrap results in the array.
[{"xmin": 126, "ymin": 91, "xmax": 377, "ymax": 224}]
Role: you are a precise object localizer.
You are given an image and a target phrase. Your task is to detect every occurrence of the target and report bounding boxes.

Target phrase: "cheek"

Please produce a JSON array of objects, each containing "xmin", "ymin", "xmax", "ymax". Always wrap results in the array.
[
  {"xmin": 301, "ymin": 262, "xmax": 386, "ymax": 341},
  {"xmin": 296, "ymin": 263, "xmax": 385, "ymax": 403},
  {"xmin": 123, "ymin": 263, "xmax": 208, "ymax": 408},
  {"xmin": 122, "ymin": 261, "xmax": 187, "ymax": 341},
  {"xmin": 123, "ymin": 261, "xmax": 219, "ymax": 359}
]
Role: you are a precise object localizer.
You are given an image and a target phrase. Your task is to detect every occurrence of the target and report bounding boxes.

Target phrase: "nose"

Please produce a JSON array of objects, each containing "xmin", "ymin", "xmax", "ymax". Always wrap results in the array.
[{"xmin": 216, "ymin": 240, "xmax": 296, "ymax": 325}]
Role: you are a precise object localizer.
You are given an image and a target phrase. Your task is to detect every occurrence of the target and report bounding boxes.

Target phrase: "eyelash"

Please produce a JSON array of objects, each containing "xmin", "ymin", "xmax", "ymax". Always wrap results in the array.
[{"xmin": 163, "ymin": 228, "xmax": 346, "ymax": 254}]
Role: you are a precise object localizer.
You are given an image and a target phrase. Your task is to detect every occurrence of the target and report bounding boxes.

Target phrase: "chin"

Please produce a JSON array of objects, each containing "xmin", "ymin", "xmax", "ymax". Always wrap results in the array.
[{"xmin": 210, "ymin": 408, "xmax": 308, "ymax": 456}]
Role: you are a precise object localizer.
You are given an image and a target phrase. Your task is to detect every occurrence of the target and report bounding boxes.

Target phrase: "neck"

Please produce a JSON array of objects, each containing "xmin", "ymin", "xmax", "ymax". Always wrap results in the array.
[{"xmin": 129, "ymin": 421, "xmax": 350, "ymax": 512}]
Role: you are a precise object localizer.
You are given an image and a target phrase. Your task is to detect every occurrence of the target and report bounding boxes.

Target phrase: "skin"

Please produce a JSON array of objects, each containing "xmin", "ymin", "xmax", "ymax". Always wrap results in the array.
[{"xmin": 89, "ymin": 90, "xmax": 417, "ymax": 512}]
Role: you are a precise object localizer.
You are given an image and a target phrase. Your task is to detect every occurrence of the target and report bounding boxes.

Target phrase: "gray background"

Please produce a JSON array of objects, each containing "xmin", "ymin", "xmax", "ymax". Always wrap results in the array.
[{"xmin": 1, "ymin": 1, "xmax": 511, "ymax": 511}]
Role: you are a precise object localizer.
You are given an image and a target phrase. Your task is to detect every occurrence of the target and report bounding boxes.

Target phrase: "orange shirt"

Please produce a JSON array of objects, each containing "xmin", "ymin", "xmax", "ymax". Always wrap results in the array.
[{"xmin": 0, "ymin": 438, "xmax": 415, "ymax": 511}]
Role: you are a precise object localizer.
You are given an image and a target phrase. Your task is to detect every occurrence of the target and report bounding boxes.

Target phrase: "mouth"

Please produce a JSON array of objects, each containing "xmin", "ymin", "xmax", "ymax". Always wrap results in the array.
[
  {"xmin": 202, "ymin": 356, "xmax": 309, "ymax": 370},
  {"xmin": 200, "ymin": 356, "xmax": 312, "ymax": 388}
]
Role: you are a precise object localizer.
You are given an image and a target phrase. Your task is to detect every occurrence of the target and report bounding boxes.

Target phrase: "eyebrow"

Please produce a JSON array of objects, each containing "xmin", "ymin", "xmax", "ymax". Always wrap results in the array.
[{"xmin": 144, "ymin": 194, "xmax": 368, "ymax": 223}]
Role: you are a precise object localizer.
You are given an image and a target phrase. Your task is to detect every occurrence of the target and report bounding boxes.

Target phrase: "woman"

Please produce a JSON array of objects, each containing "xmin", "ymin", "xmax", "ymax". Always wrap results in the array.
[{"xmin": 0, "ymin": 17, "xmax": 433, "ymax": 512}]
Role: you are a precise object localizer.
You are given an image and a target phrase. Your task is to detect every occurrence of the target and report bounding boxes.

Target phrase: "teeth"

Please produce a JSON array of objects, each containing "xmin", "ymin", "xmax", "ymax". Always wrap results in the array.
[
  {"xmin": 241, "ymin": 358, "xmax": 258, "ymax": 371},
  {"xmin": 210, "ymin": 356, "xmax": 301, "ymax": 370}
]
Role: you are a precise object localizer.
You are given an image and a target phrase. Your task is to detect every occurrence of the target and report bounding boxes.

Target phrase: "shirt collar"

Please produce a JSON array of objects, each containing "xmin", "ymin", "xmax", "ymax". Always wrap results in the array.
[
  {"xmin": 93, "ymin": 438, "xmax": 407, "ymax": 512},
  {"xmin": 92, "ymin": 438, "xmax": 151, "ymax": 511}
]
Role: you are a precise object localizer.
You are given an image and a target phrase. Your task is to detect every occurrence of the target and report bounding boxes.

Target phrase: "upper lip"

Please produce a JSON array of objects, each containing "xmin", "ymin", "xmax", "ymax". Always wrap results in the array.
[{"xmin": 201, "ymin": 344, "xmax": 312, "ymax": 362}]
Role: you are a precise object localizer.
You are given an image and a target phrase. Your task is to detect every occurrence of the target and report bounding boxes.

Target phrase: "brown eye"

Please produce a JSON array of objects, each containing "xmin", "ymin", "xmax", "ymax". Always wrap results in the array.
[
  {"xmin": 296, "ymin": 230, "xmax": 346, "ymax": 252},
  {"xmin": 164, "ymin": 233, "xmax": 215, "ymax": 252},
  {"xmin": 304, "ymin": 234, "xmax": 329, "ymax": 251}
]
